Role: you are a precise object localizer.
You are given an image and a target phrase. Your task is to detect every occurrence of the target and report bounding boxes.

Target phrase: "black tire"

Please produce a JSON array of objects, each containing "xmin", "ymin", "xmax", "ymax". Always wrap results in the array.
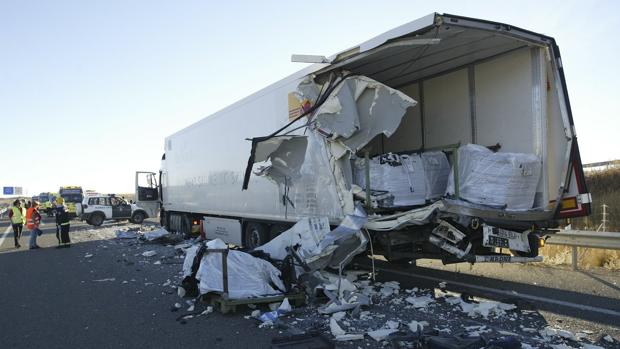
[
  {"xmin": 244, "ymin": 222, "xmax": 268, "ymax": 249},
  {"xmin": 160, "ymin": 210, "xmax": 168, "ymax": 229},
  {"xmin": 131, "ymin": 211, "xmax": 145, "ymax": 224},
  {"xmin": 90, "ymin": 213, "xmax": 104, "ymax": 227},
  {"xmin": 181, "ymin": 215, "xmax": 192, "ymax": 238}
]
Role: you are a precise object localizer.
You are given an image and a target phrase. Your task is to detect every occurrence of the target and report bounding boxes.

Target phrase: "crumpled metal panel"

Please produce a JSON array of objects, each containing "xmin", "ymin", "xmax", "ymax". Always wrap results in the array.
[
  {"xmin": 253, "ymin": 135, "xmax": 308, "ymax": 186},
  {"xmin": 300, "ymin": 76, "xmax": 416, "ymax": 154}
]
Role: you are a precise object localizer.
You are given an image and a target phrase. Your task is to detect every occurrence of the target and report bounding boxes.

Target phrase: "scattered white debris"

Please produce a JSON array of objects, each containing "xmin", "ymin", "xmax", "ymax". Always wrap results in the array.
[
  {"xmin": 386, "ymin": 320, "xmax": 399, "ymax": 329},
  {"xmin": 367, "ymin": 328, "xmax": 398, "ymax": 342},
  {"xmin": 84, "ymin": 253, "xmax": 93, "ymax": 258},
  {"xmin": 251, "ymin": 310, "xmax": 261, "ymax": 318},
  {"xmin": 603, "ymin": 335, "xmax": 614, "ymax": 343},
  {"xmin": 200, "ymin": 307, "xmax": 213, "ymax": 316},
  {"xmin": 177, "ymin": 287, "xmax": 186, "ymax": 298},
  {"xmin": 334, "ymin": 334, "xmax": 364, "ymax": 341},
  {"xmin": 142, "ymin": 250, "xmax": 157, "ymax": 257},
  {"xmin": 278, "ymin": 298, "xmax": 292, "ymax": 312},
  {"xmin": 582, "ymin": 344, "xmax": 605, "ymax": 349},
  {"xmin": 408, "ymin": 320, "xmax": 429, "ymax": 333},
  {"xmin": 438, "ymin": 281, "xmax": 447, "ymax": 288},
  {"xmin": 550, "ymin": 344, "xmax": 577, "ymax": 349},
  {"xmin": 187, "ymin": 305, "xmax": 195, "ymax": 312},
  {"xmin": 556, "ymin": 329, "xmax": 576, "ymax": 341},
  {"xmin": 332, "ymin": 312, "xmax": 346, "ymax": 321},
  {"xmin": 162, "ymin": 279, "xmax": 171, "ymax": 287},
  {"xmin": 93, "ymin": 278, "xmax": 115, "ymax": 282},
  {"xmin": 174, "ymin": 303, "xmax": 182, "ymax": 309},
  {"xmin": 405, "ymin": 295, "xmax": 434, "ymax": 308},
  {"xmin": 153, "ymin": 261, "xmax": 161, "ymax": 265}
]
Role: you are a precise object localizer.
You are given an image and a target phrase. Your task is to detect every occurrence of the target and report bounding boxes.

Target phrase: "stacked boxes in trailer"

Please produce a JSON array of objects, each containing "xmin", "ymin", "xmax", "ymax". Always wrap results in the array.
[{"xmin": 137, "ymin": 13, "xmax": 591, "ymax": 264}]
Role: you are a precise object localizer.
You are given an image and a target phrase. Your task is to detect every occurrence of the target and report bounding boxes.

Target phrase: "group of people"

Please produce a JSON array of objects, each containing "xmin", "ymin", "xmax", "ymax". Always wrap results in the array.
[{"xmin": 8, "ymin": 198, "xmax": 71, "ymax": 250}]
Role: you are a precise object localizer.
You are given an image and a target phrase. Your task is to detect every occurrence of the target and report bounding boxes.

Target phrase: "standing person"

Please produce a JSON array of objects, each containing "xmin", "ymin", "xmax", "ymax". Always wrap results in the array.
[
  {"xmin": 8, "ymin": 200, "xmax": 26, "ymax": 248},
  {"xmin": 55, "ymin": 197, "xmax": 71, "ymax": 248},
  {"xmin": 27, "ymin": 201, "xmax": 42, "ymax": 250}
]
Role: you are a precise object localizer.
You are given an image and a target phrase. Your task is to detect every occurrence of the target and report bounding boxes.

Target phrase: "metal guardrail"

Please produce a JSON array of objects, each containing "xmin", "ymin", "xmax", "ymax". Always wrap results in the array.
[
  {"xmin": 545, "ymin": 230, "xmax": 620, "ymax": 270},
  {"xmin": 546, "ymin": 230, "xmax": 620, "ymax": 250}
]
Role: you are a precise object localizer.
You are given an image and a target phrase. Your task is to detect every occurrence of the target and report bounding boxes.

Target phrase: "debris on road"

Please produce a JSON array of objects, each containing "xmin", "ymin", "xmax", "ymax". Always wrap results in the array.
[
  {"xmin": 142, "ymin": 250, "xmax": 157, "ymax": 257},
  {"xmin": 93, "ymin": 278, "xmax": 116, "ymax": 282}
]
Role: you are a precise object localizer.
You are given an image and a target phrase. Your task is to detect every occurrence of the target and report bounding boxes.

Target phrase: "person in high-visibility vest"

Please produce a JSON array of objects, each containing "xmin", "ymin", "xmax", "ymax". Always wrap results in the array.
[
  {"xmin": 27, "ymin": 201, "xmax": 42, "ymax": 250},
  {"xmin": 55, "ymin": 197, "xmax": 71, "ymax": 247},
  {"xmin": 8, "ymin": 200, "xmax": 26, "ymax": 248}
]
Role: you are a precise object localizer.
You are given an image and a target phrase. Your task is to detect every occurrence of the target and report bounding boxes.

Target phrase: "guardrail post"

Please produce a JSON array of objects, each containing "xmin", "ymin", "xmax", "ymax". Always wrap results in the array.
[{"xmin": 571, "ymin": 246, "xmax": 578, "ymax": 271}]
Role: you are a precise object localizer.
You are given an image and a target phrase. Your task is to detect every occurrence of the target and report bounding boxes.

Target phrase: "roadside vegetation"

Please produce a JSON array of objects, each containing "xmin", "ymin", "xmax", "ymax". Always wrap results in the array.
[{"xmin": 542, "ymin": 166, "xmax": 620, "ymax": 269}]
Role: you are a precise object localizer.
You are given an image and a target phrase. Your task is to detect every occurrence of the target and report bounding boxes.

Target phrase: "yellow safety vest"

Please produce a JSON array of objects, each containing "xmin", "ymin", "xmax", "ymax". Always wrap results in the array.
[{"xmin": 11, "ymin": 206, "xmax": 25, "ymax": 225}]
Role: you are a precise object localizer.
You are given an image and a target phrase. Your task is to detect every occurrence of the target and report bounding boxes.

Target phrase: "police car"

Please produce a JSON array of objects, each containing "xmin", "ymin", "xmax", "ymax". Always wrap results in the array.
[{"xmin": 79, "ymin": 194, "xmax": 149, "ymax": 226}]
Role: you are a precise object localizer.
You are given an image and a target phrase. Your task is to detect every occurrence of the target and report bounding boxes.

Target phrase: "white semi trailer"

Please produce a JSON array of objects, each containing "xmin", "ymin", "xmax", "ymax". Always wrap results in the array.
[{"xmin": 136, "ymin": 13, "xmax": 591, "ymax": 264}]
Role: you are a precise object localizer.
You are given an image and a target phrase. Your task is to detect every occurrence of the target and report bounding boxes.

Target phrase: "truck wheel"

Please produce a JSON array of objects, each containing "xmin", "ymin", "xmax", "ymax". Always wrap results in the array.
[
  {"xmin": 180, "ymin": 215, "xmax": 192, "ymax": 238},
  {"xmin": 244, "ymin": 222, "xmax": 268, "ymax": 249},
  {"xmin": 131, "ymin": 211, "xmax": 145, "ymax": 224},
  {"xmin": 90, "ymin": 213, "xmax": 104, "ymax": 227}
]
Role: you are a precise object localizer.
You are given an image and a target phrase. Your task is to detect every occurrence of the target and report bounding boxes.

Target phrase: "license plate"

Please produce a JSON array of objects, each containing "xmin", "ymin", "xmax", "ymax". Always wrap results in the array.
[{"xmin": 487, "ymin": 235, "xmax": 509, "ymax": 248}]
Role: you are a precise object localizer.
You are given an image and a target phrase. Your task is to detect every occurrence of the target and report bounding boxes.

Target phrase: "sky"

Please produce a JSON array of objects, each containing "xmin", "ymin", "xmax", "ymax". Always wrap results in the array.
[{"xmin": 0, "ymin": 0, "xmax": 618, "ymax": 196}]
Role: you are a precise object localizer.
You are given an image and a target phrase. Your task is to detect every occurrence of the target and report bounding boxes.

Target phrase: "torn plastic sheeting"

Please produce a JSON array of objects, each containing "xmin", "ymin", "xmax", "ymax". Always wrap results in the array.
[
  {"xmin": 116, "ymin": 230, "xmax": 138, "ymax": 239},
  {"xmin": 142, "ymin": 228, "xmax": 169, "ymax": 241},
  {"xmin": 195, "ymin": 239, "xmax": 286, "ymax": 299}
]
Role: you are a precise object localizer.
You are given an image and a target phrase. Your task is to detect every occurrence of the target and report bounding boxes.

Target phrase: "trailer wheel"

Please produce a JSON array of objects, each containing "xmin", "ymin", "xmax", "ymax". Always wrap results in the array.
[
  {"xmin": 180, "ymin": 215, "xmax": 192, "ymax": 238},
  {"xmin": 244, "ymin": 222, "xmax": 268, "ymax": 249}
]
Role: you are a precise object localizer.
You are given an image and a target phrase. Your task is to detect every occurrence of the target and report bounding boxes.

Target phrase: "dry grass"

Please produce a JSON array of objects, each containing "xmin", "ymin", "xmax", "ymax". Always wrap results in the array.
[
  {"xmin": 540, "ymin": 245, "xmax": 620, "ymax": 270},
  {"xmin": 570, "ymin": 167, "xmax": 620, "ymax": 231}
]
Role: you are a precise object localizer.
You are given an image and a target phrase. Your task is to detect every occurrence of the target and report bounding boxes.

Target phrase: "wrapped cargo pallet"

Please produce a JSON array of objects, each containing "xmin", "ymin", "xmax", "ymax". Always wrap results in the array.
[
  {"xmin": 446, "ymin": 144, "xmax": 542, "ymax": 210},
  {"xmin": 421, "ymin": 151, "xmax": 451, "ymax": 200},
  {"xmin": 353, "ymin": 153, "xmax": 427, "ymax": 207}
]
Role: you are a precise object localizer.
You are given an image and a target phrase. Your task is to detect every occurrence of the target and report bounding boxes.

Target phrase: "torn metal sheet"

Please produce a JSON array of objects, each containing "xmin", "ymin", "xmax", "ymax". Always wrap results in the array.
[
  {"xmin": 333, "ymin": 77, "xmax": 416, "ymax": 153},
  {"xmin": 252, "ymin": 135, "xmax": 308, "ymax": 186},
  {"xmin": 365, "ymin": 201, "xmax": 444, "ymax": 231},
  {"xmin": 314, "ymin": 79, "xmax": 361, "ymax": 139},
  {"xmin": 300, "ymin": 76, "xmax": 416, "ymax": 153},
  {"xmin": 256, "ymin": 206, "xmax": 368, "ymax": 272}
]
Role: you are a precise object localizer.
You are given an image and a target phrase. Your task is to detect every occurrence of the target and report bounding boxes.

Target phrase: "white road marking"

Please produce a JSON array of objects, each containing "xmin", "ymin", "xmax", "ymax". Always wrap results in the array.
[
  {"xmin": 0, "ymin": 224, "xmax": 13, "ymax": 248},
  {"xmin": 365, "ymin": 264, "xmax": 620, "ymax": 318}
]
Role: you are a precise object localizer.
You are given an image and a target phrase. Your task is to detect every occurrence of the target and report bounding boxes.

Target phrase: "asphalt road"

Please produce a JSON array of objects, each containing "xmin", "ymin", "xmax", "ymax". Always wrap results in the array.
[
  {"xmin": 0, "ymin": 216, "xmax": 280, "ymax": 349},
  {"xmin": 0, "ymin": 216, "xmax": 618, "ymax": 348}
]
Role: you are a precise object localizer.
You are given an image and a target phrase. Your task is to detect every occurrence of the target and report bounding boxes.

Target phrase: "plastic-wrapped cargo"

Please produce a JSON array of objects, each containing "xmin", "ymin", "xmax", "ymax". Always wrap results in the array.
[
  {"xmin": 446, "ymin": 144, "xmax": 542, "ymax": 210},
  {"xmin": 421, "ymin": 151, "xmax": 450, "ymax": 200},
  {"xmin": 353, "ymin": 153, "xmax": 426, "ymax": 207}
]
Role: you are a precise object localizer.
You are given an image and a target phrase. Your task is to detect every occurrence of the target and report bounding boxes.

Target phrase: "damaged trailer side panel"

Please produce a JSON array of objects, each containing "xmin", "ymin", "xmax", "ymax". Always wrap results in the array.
[{"xmin": 156, "ymin": 13, "xmax": 589, "ymax": 262}]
